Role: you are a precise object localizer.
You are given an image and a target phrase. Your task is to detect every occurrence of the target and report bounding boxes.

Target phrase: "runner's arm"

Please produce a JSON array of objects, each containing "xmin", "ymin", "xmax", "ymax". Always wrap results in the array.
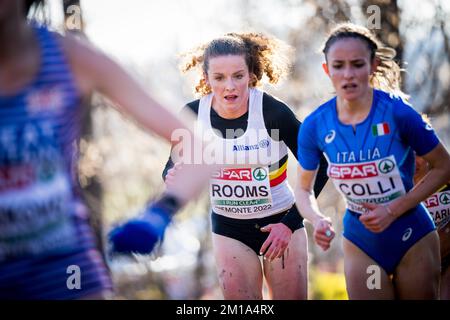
[
  {"xmin": 389, "ymin": 143, "xmax": 450, "ymax": 218},
  {"xmin": 63, "ymin": 35, "xmax": 210, "ymax": 204}
]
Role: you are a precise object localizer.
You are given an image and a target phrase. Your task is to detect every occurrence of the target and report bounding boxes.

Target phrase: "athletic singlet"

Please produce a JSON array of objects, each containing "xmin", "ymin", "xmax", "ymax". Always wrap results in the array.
[
  {"xmin": 163, "ymin": 90, "xmax": 328, "ymax": 230},
  {"xmin": 423, "ymin": 183, "xmax": 450, "ymax": 230},
  {"xmin": 0, "ymin": 25, "xmax": 98, "ymax": 261},
  {"xmin": 298, "ymin": 89, "xmax": 440, "ymax": 214},
  {"xmin": 197, "ymin": 88, "xmax": 294, "ymax": 218}
]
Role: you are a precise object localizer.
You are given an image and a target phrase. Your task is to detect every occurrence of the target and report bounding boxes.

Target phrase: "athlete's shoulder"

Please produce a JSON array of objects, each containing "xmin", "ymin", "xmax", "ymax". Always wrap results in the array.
[
  {"xmin": 184, "ymin": 99, "xmax": 200, "ymax": 114},
  {"xmin": 262, "ymin": 92, "xmax": 295, "ymax": 116},
  {"xmin": 262, "ymin": 92, "xmax": 289, "ymax": 108},
  {"xmin": 261, "ymin": 92, "xmax": 300, "ymax": 131},
  {"xmin": 373, "ymin": 89, "xmax": 422, "ymax": 128},
  {"xmin": 375, "ymin": 89, "xmax": 413, "ymax": 112}
]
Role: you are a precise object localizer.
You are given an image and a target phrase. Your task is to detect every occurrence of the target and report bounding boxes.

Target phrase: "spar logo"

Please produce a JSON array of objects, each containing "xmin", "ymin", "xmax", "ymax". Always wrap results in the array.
[
  {"xmin": 329, "ymin": 163, "xmax": 378, "ymax": 179},
  {"xmin": 212, "ymin": 168, "xmax": 252, "ymax": 181},
  {"xmin": 253, "ymin": 167, "xmax": 267, "ymax": 181},
  {"xmin": 425, "ymin": 191, "xmax": 450, "ymax": 208},
  {"xmin": 378, "ymin": 159, "xmax": 395, "ymax": 174},
  {"xmin": 439, "ymin": 192, "xmax": 450, "ymax": 205},
  {"xmin": 424, "ymin": 194, "xmax": 439, "ymax": 208}
]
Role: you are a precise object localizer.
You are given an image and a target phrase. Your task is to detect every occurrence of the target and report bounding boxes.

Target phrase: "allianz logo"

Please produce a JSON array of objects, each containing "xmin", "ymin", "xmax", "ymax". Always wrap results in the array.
[{"xmin": 233, "ymin": 139, "xmax": 270, "ymax": 151}]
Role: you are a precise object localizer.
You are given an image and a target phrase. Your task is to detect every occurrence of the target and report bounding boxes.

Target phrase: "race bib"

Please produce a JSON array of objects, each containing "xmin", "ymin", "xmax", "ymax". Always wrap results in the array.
[
  {"xmin": 0, "ymin": 170, "xmax": 77, "ymax": 260},
  {"xmin": 328, "ymin": 155, "xmax": 406, "ymax": 214},
  {"xmin": 210, "ymin": 167, "xmax": 272, "ymax": 216},
  {"xmin": 423, "ymin": 188, "xmax": 450, "ymax": 230}
]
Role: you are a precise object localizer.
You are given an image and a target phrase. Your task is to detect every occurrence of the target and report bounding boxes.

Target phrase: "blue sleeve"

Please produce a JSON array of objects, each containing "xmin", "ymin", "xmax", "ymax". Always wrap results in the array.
[
  {"xmin": 297, "ymin": 116, "xmax": 322, "ymax": 170},
  {"xmin": 394, "ymin": 99, "xmax": 440, "ymax": 156}
]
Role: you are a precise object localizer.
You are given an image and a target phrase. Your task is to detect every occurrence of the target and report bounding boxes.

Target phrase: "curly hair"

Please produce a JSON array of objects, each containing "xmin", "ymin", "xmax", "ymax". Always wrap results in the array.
[
  {"xmin": 180, "ymin": 32, "xmax": 293, "ymax": 96},
  {"xmin": 322, "ymin": 23, "xmax": 407, "ymax": 98}
]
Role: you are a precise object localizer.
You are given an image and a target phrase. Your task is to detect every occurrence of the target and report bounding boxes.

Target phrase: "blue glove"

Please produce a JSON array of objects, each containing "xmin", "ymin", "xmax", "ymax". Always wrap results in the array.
[{"xmin": 109, "ymin": 204, "xmax": 173, "ymax": 255}]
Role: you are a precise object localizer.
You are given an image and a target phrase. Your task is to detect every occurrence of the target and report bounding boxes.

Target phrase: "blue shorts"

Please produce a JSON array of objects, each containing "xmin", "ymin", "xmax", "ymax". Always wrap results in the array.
[
  {"xmin": 0, "ymin": 247, "xmax": 112, "ymax": 300},
  {"xmin": 343, "ymin": 204, "xmax": 436, "ymax": 275}
]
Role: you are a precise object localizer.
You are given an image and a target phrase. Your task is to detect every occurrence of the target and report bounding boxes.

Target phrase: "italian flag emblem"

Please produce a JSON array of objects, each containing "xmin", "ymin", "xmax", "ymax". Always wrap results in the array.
[{"xmin": 372, "ymin": 122, "xmax": 390, "ymax": 136}]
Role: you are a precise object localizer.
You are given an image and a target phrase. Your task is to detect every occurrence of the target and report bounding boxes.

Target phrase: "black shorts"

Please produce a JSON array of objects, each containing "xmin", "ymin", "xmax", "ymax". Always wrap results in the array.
[{"xmin": 211, "ymin": 205, "xmax": 304, "ymax": 256}]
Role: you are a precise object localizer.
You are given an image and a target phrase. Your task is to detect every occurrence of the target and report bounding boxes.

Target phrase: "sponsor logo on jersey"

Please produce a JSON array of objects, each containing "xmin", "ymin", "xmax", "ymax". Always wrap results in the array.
[
  {"xmin": 378, "ymin": 159, "xmax": 395, "ymax": 174},
  {"xmin": 253, "ymin": 167, "xmax": 267, "ymax": 181},
  {"xmin": 259, "ymin": 139, "xmax": 270, "ymax": 148},
  {"xmin": 402, "ymin": 227, "xmax": 413, "ymax": 241},
  {"xmin": 439, "ymin": 192, "xmax": 450, "ymax": 205},
  {"xmin": 325, "ymin": 130, "xmax": 336, "ymax": 144},
  {"xmin": 211, "ymin": 168, "xmax": 252, "ymax": 181},
  {"xmin": 425, "ymin": 189, "xmax": 450, "ymax": 229},
  {"xmin": 329, "ymin": 162, "xmax": 379, "ymax": 179},
  {"xmin": 424, "ymin": 194, "xmax": 439, "ymax": 208},
  {"xmin": 233, "ymin": 139, "xmax": 270, "ymax": 151},
  {"xmin": 425, "ymin": 191, "xmax": 450, "ymax": 208}
]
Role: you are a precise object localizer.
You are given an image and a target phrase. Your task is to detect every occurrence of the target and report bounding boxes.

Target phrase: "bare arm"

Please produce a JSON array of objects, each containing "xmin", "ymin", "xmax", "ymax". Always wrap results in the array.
[
  {"xmin": 62, "ymin": 35, "xmax": 211, "ymax": 203},
  {"xmin": 389, "ymin": 143, "xmax": 450, "ymax": 217},
  {"xmin": 360, "ymin": 143, "xmax": 450, "ymax": 232},
  {"xmin": 295, "ymin": 164, "xmax": 335, "ymax": 250},
  {"xmin": 62, "ymin": 35, "xmax": 196, "ymax": 141},
  {"xmin": 294, "ymin": 165, "xmax": 324, "ymax": 226}
]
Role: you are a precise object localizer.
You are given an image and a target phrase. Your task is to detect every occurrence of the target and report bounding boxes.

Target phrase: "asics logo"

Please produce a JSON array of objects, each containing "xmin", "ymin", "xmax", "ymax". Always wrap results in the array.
[
  {"xmin": 325, "ymin": 130, "xmax": 336, "ymax": 144},
  {"xmin": 402, "ymin": 227, "xmax": 413, "ymax": 241}
]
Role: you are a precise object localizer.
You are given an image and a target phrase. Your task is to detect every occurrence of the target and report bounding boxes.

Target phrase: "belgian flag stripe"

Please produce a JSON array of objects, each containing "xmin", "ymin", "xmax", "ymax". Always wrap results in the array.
[{"xmin": 270, "ymin": 170, "xmax": 287, "ymax": 187}]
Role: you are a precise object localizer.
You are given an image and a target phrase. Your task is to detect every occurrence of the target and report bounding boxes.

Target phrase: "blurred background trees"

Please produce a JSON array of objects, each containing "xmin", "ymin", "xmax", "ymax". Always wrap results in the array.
[{"xmin": 35, "ymin": 0, "xmax": 450, "ymax": 299}]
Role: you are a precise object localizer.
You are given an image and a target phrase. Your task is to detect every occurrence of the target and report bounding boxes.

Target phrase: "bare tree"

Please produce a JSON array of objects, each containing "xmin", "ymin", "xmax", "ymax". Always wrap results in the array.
[{"xmin": 403, "ymin": 1, "xmax": 450, "ymax": 116}]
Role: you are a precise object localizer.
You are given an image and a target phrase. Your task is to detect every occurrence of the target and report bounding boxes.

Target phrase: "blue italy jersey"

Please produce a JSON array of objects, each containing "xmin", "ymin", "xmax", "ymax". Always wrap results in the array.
[{"xmin": 298, "ymin": 89, "xmax": 439, "ymax": 214}]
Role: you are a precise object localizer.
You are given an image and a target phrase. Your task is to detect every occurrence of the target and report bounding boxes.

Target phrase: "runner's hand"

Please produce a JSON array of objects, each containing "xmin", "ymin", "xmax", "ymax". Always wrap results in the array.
[
  {"xmin": 359, "ymin": 202, "xmax": 396, "ymax": 233},
  {"xmin": 165, "ymin": 162, "xmax": 182, "ymax": 188},
  {"xmin": 109, "ymin": 204, "xmax": 172, "ymax": 254},
  {"xmin": 259, "ymin": 223, "xmax": 292, "ymax": 262},
  {"xmin": 313, "ymin": 217, "xmax": 335, "ymax": 251}
]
